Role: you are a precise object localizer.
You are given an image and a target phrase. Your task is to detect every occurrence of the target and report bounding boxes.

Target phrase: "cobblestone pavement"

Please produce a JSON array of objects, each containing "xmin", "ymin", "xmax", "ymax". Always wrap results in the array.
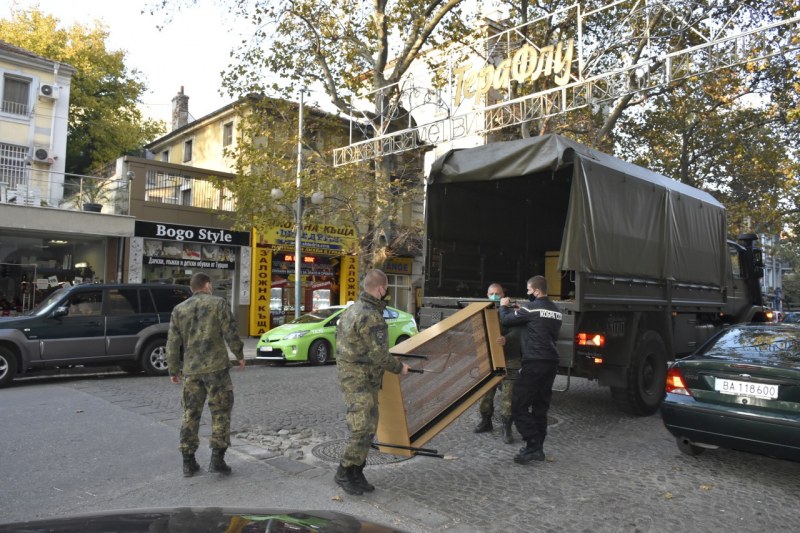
[{"xmin": 33, "ymin": 350, "xmax": 800, "ymax": 533}]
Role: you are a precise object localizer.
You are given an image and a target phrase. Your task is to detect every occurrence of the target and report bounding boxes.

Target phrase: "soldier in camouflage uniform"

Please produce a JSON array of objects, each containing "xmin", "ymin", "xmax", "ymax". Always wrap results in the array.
[
  {"xmin": 334, "ymin": 269, "xmax": 409, "ymax": 495},
  {"xmin": 167, "ymin": 272, "xmax": 245, "ymax": 477},
  {"xmin": 474, "ymin": 283, "xmax": 522, "ymax": 444}
]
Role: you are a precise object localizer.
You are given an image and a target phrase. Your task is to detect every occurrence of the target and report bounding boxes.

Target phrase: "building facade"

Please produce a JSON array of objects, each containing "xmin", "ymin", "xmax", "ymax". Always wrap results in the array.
[{"xmin": 145, "ymin": 89, "xmax": 423, "ymax": 335}]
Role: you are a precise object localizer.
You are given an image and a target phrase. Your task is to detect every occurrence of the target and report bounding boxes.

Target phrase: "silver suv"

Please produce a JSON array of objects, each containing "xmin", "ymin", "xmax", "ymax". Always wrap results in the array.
[{"xmin": 0, "ymin": 283, "xmax": 191, "ymax": 387}]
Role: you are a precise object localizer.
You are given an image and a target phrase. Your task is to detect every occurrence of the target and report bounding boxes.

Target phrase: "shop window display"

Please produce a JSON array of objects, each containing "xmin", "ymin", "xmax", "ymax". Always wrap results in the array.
[{"xmin": 0, "ymin": 232, "xmax": 106, "ymax": 314}]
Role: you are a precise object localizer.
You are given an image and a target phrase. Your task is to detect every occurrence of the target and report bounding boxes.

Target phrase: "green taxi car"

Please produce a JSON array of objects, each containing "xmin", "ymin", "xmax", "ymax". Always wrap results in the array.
[{"xmin": 255, "ymin": 305, "xmax": 418, "ymax": 365}]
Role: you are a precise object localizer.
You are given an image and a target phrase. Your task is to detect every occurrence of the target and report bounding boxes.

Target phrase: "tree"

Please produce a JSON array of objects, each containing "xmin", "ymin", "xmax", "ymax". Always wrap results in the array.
[
  {"xmin": 494, "ymin": 1, "xmax": 800, "ymax": 241},
  {"xmin": 149, "ymin": 0, "xmax": 476, "ymax": 272},
  {"xmin": 0, "ymin": 8, "xmax": 165, "ymax": 175},
  {"xmin": 216, "ymin": 95, "xmax": 423, "ymax": 270}
]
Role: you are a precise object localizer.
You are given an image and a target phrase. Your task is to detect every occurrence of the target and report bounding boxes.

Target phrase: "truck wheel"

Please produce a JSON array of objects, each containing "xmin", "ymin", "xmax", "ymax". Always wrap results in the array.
[
  {"xmin": 308, "ymin": 339, "xmax": 331, "ymax": 365},
  {"xmin": 0, "ymin": 347, "xmax": 18, "ymax": 388},
  {"xmin": 611, "ymin": 330, "xmax": 667, "ymax": 416},
  {"xmin": 141, "ymin": 338, "xmax": 169, "ymax": 376}
]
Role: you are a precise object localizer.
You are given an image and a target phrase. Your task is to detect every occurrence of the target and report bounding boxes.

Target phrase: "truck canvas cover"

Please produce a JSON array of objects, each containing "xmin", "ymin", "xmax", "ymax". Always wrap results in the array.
[{"xmin": 428, "ymin": 134, "xmax": 728, "ymax": 287}]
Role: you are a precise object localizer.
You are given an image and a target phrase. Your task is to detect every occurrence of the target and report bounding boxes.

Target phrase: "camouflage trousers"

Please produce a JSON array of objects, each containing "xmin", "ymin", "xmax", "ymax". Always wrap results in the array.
[
  {"xmin": 478, "ymin": 365, "xmax": 519, "ymax": 418},
  {"xmin": 179, "ymin": 368, "xmax": 234, "ymax": 454},
  {"xmin": 337, "ymin": 362, "xmax": 383, "ymax": 467}
]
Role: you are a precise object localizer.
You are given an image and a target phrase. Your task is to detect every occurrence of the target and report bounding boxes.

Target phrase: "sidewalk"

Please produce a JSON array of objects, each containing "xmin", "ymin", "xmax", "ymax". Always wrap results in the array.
[{"xmin": 231, "ymin": 336, "xmax": 265, "ymax": 364}]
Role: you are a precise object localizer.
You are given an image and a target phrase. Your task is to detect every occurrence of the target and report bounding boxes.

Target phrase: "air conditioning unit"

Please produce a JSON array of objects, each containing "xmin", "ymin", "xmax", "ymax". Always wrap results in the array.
[
  {"xmin": 33, "ymin": 147, "xmax": 54, "ymax": 164},
  {"xmin": 38, "ymin": 84, "xmax": 59, "ymax": 99}
]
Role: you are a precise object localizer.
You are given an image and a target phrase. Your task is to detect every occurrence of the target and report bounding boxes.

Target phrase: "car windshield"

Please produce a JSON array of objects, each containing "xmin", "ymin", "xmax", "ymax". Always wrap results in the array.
[
  {"xmin": 700, "ymin": 327, "xmax": 800, "ymax": 366},
  {"xmin": 289, "ymin": 307, "xmax": 342, "ymax": 324},
  {"xmin": 28, "ymin": 287, "xmax": 70, "ymax": 316}
]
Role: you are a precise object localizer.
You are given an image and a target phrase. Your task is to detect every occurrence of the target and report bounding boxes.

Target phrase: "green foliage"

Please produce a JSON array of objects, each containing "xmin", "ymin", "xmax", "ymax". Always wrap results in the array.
[
  {"xmin": 782, "ymin": 273, "xmax": 800, "ymax": 310},
  {"xmin": 150, "ymin": 0, "xmax": 471, "ymax": 271},
  {"xmin": 216, "ymin": 96, "xmax": 424, "ymax": 270},
  {"xmin": 0, "ymin": 7, "xmax": 166, "ymax": 175},
  {"xmin": 495, "ymin": 1, "xmax": 800, "ymax": 244}
]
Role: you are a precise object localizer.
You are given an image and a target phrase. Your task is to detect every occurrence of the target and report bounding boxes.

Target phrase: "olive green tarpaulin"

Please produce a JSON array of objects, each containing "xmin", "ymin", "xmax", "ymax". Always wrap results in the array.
[{"xmin": 427, "ymin": 134, "xmax": 727, "ymax": 287}]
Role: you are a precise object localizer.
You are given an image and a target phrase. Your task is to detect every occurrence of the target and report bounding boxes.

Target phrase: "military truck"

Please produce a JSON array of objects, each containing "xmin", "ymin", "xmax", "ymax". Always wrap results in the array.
[{"xmin": 419, "ymin": 134, "xmax": 767, "ymax": 415}]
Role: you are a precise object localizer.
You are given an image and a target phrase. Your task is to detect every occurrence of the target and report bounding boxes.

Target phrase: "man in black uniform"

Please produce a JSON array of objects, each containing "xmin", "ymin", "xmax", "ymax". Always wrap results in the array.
[{"xmin": 499, "ymin": 275, "xmax": 562, "ymax": 464}]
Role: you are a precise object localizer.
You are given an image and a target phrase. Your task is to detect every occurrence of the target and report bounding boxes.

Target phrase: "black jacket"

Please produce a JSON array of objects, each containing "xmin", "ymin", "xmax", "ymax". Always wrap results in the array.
[{"xmin": 499, "ymin": 297, "xmax": 562, "ymax": 363}]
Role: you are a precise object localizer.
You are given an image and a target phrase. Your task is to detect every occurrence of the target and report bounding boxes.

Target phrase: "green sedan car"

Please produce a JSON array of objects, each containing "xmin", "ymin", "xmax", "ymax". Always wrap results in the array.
[
  {"xmin": 661, "ymin": 323, "xmax": 800, "ymax": 462},
  {"xmin": 256, "ymin": 305, "xmax": 418, "ymax": 365}
]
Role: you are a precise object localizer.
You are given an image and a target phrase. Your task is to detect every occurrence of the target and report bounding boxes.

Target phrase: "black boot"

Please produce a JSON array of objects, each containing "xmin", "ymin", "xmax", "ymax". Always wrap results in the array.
[
  {"xmin": 353, "ymin": 462, "xmax": 375, "ymax": 492},
  {"xmin": 501, "ymin": 416, "xmax": 514, "ymax": 444},
  {"xmin": 334, "ymin": 464, "xmax": 363, "ymax": 495},
  {"xmin": 208, "ymin": 448, "xmax": 232, "ymax": 475},
  {"xmin": 473, "ymin": 413, "xmax": 493, "ymax": 433},
  {"xmin": 182, "ymin": 453, "xmax": 200, "ymax": 477}
]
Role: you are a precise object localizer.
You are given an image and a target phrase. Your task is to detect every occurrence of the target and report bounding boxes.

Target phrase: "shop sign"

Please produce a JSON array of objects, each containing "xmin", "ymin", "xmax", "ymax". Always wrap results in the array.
[
  {"xmin": 260, "ymin": 222, "xmax": 358, "ymax": 256},
  {"xmin": 384, "ymin": 257, "xmax": 413, "ymax": 276},
  {"xmin": 249, "ymin": 241, "xmax": 273, "ymax": 336},
  {"xmin": 135, "ymin": 221, "xmax": 250, "ymax": 246},
  {"xmin": 143, "ymin": 256, "xmax": 235, "ymax": 270},
  {"xmin": 143, "ymin": 239, "xmax": 236, "ymax": 270},
  {"xmin": 339, "ymin": 255, "xmax": 359, "ymax": 304},
  {"xmin": 271, "ymin": 254, "xmax": 334, "ymax": 277}
]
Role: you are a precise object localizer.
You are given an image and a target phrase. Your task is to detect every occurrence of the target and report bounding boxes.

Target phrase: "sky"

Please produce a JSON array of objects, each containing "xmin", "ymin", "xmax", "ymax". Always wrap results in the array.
[{"xmin": 1, "ymin": 0, "xmax": 256, "ymax": 125}]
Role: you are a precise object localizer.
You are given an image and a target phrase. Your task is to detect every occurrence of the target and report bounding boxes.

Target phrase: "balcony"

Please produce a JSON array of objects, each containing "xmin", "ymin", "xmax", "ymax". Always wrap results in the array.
[{"xmin": 0, "ymin": 159, "xmax": 236, "ymax": 216}]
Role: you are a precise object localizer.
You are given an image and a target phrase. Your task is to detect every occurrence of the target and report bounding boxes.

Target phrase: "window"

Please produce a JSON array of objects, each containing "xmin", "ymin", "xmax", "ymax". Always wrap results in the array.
[
  {"xmin": 729, "ymin": 245, "xmax": 742, "ymax": 279},
  {"xmin": 183, "ymin": 140, "xmax": 193, "ymax": 162},
  {"xmin": 107, "ymin": 289, "xmax": 139, "ymax": 315},
  {"xmin": 222, "ymin": 122, "xmax": 233, "ymax": 147},
  {"xmin": 2, "ymin": 75, "xmax": 30, "ymax": 115},
  {"xmin": 387, "ymin": 273, "xmax": 411, "ymax": 312},
  {"xmin": 67, "ymin": 291, "xmax": 103, "ymax": 317},
  {"xmin": 0, "ymin": 143, "xmax": 29, "ymax": 190},
  {"xmin": 150, "ymin": 287, "xmax": 191, "ymax": 313},
  {"xmin": 161, "ymin": 150, "xmax": 169, "ymax": 162}
]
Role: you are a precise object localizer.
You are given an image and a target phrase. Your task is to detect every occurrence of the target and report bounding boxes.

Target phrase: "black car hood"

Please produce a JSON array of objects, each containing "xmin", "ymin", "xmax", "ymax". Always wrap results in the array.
[{"xmin": 0, "ymin": 507, "xmax": 407, "ymax": 533}]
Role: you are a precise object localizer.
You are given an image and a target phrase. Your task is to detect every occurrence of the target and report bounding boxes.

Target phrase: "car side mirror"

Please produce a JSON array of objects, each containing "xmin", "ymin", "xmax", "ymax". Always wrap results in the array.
[{"xmin": 52, "ymin": 306, "xmax": 69, "ymax": 318}]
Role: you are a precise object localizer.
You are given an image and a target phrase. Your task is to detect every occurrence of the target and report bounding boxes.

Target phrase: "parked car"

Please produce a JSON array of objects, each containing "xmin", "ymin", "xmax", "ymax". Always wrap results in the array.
[
  {"xmin": 782, "ymin": 311, "xmax": 800, "ymax": 324},
  {"xmin": 0, "ymin": 507, "xmax": 406, "ymax": 532},
  {"xmin": 256, "ymin": 305, "xmax": 418, "ymax": 365},
  {"xmin": 0, "ymin": 283, "xmax": 192, "ymax": 387},
  {"xmin": 661, "ymin": 323, "xmax": 800, "ymax": 462}
]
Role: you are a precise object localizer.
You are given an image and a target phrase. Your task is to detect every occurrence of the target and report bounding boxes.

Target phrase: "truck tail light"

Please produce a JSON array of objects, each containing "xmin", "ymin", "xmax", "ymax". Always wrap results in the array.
[
  {"xmin": 576, "ymin": 332, "xmax": 605, "ymax": 347},
  {"xmin": 666, "ymin": 367, "xmax": 690, "ymax": 396}
]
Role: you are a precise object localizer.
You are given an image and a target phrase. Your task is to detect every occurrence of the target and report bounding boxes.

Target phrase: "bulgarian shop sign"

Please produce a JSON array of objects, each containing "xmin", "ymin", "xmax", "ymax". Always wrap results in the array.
[
  {"xmin": 136, "ymin": 221, "xmax": 250, "ymax": 271},
  {"xmin": 260, "ymin": 222, "xmax": 359, "ymax": 256},
  {"xmin": 135, "ymin": 221, "xmax": 250, "ymax": 246}
]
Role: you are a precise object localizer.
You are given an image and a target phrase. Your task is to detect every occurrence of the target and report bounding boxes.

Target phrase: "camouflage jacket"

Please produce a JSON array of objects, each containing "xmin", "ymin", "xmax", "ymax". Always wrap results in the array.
[
  {"xmin": 335, "ymin": 291, "xmax": 403, "ymax": 374},
  {"xmin": 166, "ymin": 292, "xmax": 244, "ymax": 376}
]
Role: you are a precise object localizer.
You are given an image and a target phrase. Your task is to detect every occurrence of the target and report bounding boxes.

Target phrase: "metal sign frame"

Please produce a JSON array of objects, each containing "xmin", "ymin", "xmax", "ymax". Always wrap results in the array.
[{"xmin": 334, "ymin": 1, "xmax": 799, "ymax": 166}]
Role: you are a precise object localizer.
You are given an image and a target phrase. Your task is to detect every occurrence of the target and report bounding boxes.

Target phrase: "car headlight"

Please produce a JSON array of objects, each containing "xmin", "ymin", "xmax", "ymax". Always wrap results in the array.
[{"xmin": 283, "ymin": 330, "xmax": 309, "ymax": 340}]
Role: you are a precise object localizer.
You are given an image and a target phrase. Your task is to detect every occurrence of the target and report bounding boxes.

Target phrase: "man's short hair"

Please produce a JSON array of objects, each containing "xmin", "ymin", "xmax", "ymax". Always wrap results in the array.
[
  {"xmin": 528, "ymin": 275, "xmax": 547, "ymax": 293},
  {"xmin": 190, "ymin": 272, "xmax": 212, "ymax": 291},
  {"xmin": 362, "ymin": 269, "xmax": 388, "ymax": 291},
  {"xmin": 487, "ymin": 283, "xmax": 504, "ymax": 296}
]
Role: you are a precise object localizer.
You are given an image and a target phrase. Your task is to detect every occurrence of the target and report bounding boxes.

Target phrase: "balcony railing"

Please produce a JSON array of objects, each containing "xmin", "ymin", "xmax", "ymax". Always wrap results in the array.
[
  {"xmin": 1, "ymin": 99, "xmax": 29, "ymax": 116},
  {"xmin": 0, "ymin": 162, "xmax": 236, "ymax": 215}
]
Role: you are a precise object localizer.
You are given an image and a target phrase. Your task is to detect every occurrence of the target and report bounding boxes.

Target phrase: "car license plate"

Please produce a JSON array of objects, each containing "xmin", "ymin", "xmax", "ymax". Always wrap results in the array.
[
  {"xmin": 714, "ymin": 378, "xmax": 778, "ymax": 399},
  {"xmin": 259, "ymin": 346, "xmax": 273, "ymax": 352}
]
